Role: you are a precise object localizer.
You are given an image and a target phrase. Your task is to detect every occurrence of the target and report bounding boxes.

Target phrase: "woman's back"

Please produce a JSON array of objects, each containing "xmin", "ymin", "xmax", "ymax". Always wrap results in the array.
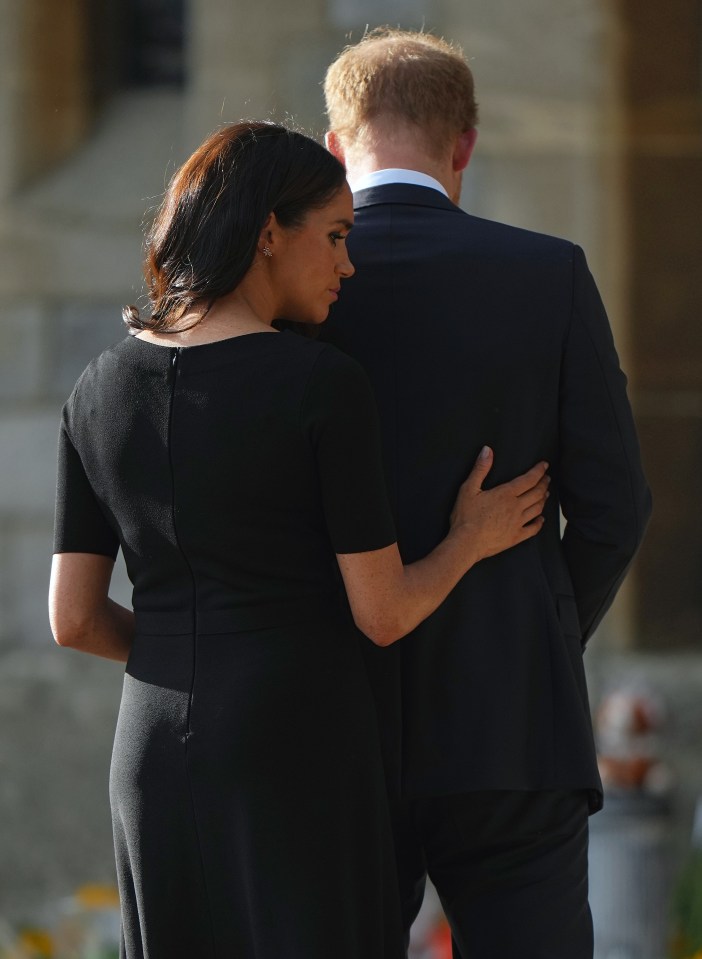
[
  {"xmin": 55, "ymin": 330, "xmax": 395, "ymax": 621},
  {"xmin": 55, "ymin": 328, "xmax": 405, "ymax": 957}
]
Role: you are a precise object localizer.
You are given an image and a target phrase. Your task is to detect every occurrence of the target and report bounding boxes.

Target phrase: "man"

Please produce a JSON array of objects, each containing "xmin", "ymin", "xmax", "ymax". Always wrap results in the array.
[{"xmin": 322, "ymin": 29, "xmax": 652, "ymax": 958}]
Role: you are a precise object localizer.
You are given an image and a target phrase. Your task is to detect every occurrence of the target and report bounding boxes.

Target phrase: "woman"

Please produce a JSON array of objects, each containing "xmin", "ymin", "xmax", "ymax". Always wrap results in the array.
[{"xmin": 49, "ymin": 122, "xmax": 548, "ymax": 958}]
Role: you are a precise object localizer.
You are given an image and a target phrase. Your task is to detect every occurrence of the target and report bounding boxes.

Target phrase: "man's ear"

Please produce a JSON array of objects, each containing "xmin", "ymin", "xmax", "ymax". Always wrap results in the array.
[
  {"xmin": 325, "ymin": 131, "xmax": 346, "ymax": 164},
  {"xmin": 452, "ymin": 128, "xmax": 478, "ymax": 172}
]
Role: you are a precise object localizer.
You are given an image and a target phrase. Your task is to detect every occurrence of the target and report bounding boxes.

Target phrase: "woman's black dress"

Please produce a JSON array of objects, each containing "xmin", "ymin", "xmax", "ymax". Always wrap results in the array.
[{"xmin": 53, "ymin": 331, "xmax": 404, "ymax": 958}]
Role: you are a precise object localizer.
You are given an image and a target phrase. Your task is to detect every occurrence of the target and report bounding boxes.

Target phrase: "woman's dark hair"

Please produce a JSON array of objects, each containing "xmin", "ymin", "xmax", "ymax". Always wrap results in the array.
[{"xmin": 123, "ymin": 121, "xmax": 347, "ymax": 332}]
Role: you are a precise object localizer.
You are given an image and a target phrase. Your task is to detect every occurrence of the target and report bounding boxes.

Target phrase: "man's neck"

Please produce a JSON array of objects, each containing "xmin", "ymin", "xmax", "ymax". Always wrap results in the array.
[
  {"xmin": 347, "ymin": 168, "xmax": 448, "ymax": 198},
  {"xmin": 344, "ymin": 152, "xmax": 459, "ymax": 204},
  {"xmin": 326, "ymin": 124, "xmax": 473, "ymax": 205}
]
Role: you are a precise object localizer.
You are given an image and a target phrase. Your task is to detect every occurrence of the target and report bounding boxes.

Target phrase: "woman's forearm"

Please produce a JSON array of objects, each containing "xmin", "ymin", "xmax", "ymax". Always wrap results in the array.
[
  {"xmin": 90, "ymin": 599, "xmax": 135, "ymax": 662},
  {"xmin": 338, "ymin": 527, "xmax": 479, "ymax": 647},
  {"xmin": 49, "ymin": 553, "xmax": 134, "ymax": 662},
  {"xmin": 53, "ymin": 598, "xmax": 134, "ymax": 662},
  {"xmin": 391, "ymin": 528, "xmax": 480, "ymax": 642}
]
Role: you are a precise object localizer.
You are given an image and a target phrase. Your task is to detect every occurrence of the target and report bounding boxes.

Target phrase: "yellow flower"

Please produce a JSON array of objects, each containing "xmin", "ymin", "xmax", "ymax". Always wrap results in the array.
[
  {"xmin": 74, "ymin": 884, "xmax": 120, "ymax": 909},
  {"xmin": 18, "ymin": 929, "xmax": 53, "ymax": 957}
]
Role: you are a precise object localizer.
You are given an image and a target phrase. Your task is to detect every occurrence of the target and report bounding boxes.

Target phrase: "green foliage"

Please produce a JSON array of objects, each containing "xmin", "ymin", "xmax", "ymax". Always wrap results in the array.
[{"xmin": 670, "ymin": 851, "xmax": 702, "ymax": 959}]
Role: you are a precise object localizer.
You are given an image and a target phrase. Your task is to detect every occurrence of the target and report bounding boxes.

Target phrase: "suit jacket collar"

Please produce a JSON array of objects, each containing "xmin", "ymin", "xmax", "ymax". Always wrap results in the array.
[{"xmin": 352, "ymin": 182, "xmax": 463, "ymax": 214}]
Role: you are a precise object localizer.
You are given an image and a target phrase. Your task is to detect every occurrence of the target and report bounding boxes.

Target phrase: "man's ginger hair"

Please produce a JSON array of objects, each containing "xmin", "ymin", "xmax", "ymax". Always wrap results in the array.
[{"xmin": 324, "ymin": 28, "xmax": 478, "ymax": 159}]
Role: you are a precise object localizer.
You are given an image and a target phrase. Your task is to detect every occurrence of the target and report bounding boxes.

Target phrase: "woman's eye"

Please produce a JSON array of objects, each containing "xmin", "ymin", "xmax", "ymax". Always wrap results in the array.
[{"xmin": 329, "ymin": 232, "xmax": 346, "ymax": 245}]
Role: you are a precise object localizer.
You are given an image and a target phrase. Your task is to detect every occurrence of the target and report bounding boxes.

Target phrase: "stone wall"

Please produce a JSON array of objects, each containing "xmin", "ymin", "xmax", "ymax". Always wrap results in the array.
[{"xmin": 0, "ymin": 24, "xmax": 184, "ymax": 911}]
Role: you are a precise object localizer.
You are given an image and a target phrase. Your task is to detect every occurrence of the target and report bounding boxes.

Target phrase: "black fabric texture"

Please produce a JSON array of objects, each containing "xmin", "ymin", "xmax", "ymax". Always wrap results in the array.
[
  {"xmin": 54, "ymin": 330, "xmax": 402, "ymax": 958},
  {"xmin": 322, "ymin": 183, "xmax": 652, "ymax": 807},
  {"xmin": 392, "ymin": 789, "xmax": 593, "ymax": 958}
]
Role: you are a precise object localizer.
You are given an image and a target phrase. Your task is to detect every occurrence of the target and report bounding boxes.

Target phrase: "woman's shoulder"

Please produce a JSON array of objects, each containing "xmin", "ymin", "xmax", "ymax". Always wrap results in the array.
[
  {"xmin": 67, "ymin": 335, "xmax": 134, "ymax": 394},
  {"xmin": 298, "ymin": 340, "xmax": 377, "ymax": 429},
  {"xmin": 281, "ymin": 330, "xmax": 359, "ymax": 368},
  {"xmin": 267, "ymin": 330, "xmax": 365, "ymax": 385},
  {"xmin": 75, "ymin": 333, "xmax": 164, "ymax": 392},
  {"xmin": 301, "ymin": 337, "xmax": 369, "ymax": 387}
]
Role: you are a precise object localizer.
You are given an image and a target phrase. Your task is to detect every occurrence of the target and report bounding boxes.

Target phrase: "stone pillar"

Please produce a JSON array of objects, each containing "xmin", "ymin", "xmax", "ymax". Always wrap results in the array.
[
  {"xmin": 0, "ymin": 0, "xmax": 93, "ymax": 197},
  {"xmin": 618, "ymin": 0, "xmax": 702, "ymax": 649},
  {"xmin": 0, "ymin": 0, "xmax": 21, "ymax": 201}
]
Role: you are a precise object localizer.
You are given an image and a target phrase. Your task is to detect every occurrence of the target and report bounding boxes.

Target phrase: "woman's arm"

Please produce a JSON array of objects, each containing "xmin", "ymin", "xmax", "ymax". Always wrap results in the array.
[
  {"xmin": 337, "ymin": 447, "xmax": 548, "ymax": 646},
  {"xmin": 49, "ymin": 553, "xmax": 134, "ymax": 662}
]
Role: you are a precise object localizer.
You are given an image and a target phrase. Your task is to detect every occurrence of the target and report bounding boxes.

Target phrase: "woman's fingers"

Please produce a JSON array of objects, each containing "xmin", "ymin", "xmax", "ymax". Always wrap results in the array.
[
  {"xmin": 521, "ymin": 499, "xmax": 548, "ymax": 525},
  {"xmin": 451, "ymin": 453, "xmax": 551, "ymax": 560},
  {"xmin": 462, "ymin": 445, "xmax": 494, "ymax": 495},
  {"xmin": 518, "ymin": 476, "xmax": 550, "ymax": 509},
  {"xmin": 508, "ymin": 461, "xmax": 549, "ymax": 496},
  {"xmin": 516, "ymin": 515, "xmax": 545, "ymax": 541}
]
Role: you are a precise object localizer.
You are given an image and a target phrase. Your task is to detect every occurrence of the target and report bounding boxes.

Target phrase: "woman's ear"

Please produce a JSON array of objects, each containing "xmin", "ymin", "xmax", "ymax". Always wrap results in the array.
[{"xmin": 257, "ymin": 212, "xmax": 278, "ymax": 256}]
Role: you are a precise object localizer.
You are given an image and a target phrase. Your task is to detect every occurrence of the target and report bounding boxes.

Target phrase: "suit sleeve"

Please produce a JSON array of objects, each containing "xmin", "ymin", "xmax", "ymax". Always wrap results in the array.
[
  {"xmin": 54, "ymin": 400, "xmax": 120, "ymax": 558},
  {"xmin": 559, "ymin": 245, "xmax": 652, "ymax": 644},
  {"xmin": 301, "ymin": 346, "xmax": 397, "ymax": 554}
]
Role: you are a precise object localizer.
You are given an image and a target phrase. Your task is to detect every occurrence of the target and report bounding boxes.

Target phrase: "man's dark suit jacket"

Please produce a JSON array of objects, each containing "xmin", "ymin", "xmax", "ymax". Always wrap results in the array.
[{"xmin": 323, "ymin": 183, "xmax": 652, "ymax": 811}]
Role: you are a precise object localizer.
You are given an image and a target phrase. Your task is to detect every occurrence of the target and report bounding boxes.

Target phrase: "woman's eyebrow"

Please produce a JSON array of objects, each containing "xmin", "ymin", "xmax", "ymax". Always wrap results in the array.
[{"xmin": 331, "ymin": 219, "xmax": 354, "ymax": 230}]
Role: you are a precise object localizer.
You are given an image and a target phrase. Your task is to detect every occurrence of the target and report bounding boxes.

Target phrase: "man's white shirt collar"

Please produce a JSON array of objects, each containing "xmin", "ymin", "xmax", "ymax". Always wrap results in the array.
[{"xmin": 348, "ymin": 168, "xmax": 448, "ymax": 198}]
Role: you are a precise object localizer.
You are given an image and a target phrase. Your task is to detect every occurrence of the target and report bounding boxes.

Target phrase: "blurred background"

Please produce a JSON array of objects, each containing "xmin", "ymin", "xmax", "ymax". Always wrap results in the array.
[{"xmin": 0, "ymin": 0, "xmax": 700, "ymax": 956}]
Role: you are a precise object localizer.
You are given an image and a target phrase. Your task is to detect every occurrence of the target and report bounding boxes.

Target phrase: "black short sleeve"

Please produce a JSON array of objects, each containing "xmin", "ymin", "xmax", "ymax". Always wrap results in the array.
[
  {"xmin": 301, "ymin": 346, "xmax": 396, "ymax": 554},
  {"xmin": 53, "ymin": 401, "xmax": 120, "ymax": 558}
]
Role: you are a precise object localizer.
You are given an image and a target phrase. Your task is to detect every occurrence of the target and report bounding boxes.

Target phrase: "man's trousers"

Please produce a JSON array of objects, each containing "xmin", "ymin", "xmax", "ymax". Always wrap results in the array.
[{"xmin": 393, "ymin": 789, "xmax": 594, "ymax": 959}]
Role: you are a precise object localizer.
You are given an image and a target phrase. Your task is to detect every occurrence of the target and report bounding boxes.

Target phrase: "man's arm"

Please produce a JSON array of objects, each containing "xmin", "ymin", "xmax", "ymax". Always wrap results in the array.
[{"xmin": 559, "ymin": 245, "xmax": 652, "ymax": 644}]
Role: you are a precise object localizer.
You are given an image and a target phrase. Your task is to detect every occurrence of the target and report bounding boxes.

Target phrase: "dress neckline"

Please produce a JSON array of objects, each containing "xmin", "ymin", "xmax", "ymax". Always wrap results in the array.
[
  {"xmin": 130, "ymin": 329, "xmax": 280, "ymax": 351},
  {"xmin": 120, "ymin": 328, "xmax": 304, "ymax": 374}
]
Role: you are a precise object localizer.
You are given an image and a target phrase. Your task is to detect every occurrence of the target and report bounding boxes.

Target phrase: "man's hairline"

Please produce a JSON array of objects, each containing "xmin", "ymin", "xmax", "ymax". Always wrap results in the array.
[{"xmin": 329, "ymin": 117, "xmax": 474, "ymax": 159}]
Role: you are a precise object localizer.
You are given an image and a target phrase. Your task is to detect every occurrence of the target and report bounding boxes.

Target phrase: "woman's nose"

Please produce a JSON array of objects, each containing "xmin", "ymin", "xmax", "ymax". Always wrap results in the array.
[{"xmin": 338, "ymin": 252, "xmax": 355, "ymax": 279}]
